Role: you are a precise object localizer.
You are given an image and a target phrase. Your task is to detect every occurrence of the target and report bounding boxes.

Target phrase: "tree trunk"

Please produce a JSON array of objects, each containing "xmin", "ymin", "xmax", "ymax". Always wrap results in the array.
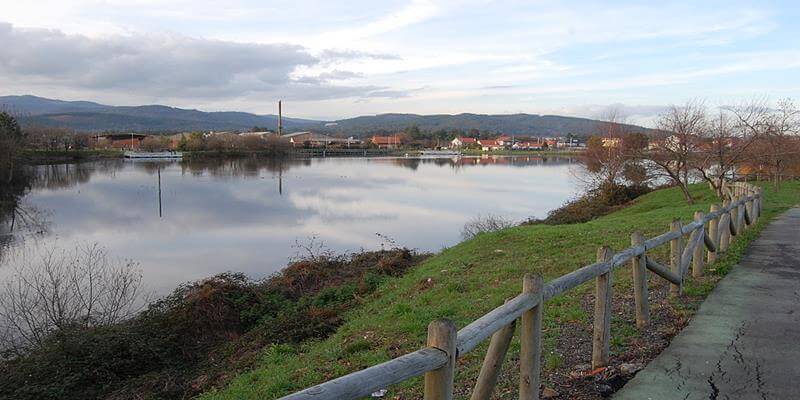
[
  {"xmin": 679, "ymin": 182, "xmax": 695, "ymax": 204},
  {"xmin": 773, "ymin": 171, "xmax": 781, "ymax": 191},
  {"xmin": 6, "ymin": 160, "xmax": 14, "ymax": 184}
]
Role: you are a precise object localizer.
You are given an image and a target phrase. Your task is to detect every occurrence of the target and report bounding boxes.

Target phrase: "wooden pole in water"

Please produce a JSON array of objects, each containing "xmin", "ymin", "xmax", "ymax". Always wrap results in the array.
[
  {"xmin": 278, "ymin": 100, "xmax": 283, "ymax": 136},
  {"xmin": 157, "ymin": 166, "xmax": 162, "ymax": 218}
]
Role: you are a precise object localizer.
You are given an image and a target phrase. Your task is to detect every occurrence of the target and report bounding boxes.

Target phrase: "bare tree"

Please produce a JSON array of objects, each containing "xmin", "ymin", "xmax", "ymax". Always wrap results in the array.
[
  {"xmin": 22, "ymin": 125, "xmax": 78, "ymax": 151},
  {"xmin": 461, "ymin": 214, "xmax": 514, "ymax": 240},
  {"xmin": 241, "ymin": 134, "xmax": 267, "ymax": 150},
  {"xmin": 0, "ymin": 243, "xmax": 145, "ymax": 355},
  {"xmin": 581, "ymin": 108, "xmax": 651, "ymax": 192},
  {"xmin": 642, "ymin": 100, "xmax": 708, "ymax": 204},
  {"xmin": 582, "ymin": 108, "xmax": 631, "ymax": 188},
  {"xmin": 206, "ymin": 133, "xmax": 243, "ymax": 152},
  {"xmin": 691, "ymin": 109, "xmax": 758, "ymax": 199},
  {"xmin": 0, "ymin": 111, "xmax": 24, "ymax": 184},
  {"xmin": 730, "ymin": 98, "xmax": 800, "ymax": 189},
  {"xmin": 139, "ymin": 135, "xmax": 169, "ymax": 151}
]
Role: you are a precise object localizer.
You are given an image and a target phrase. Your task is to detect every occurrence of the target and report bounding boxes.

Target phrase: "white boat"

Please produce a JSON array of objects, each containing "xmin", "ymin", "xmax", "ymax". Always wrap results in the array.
[
  {"xmin": 124, "ymin": 151, "xmax": 184, "ymax": 159},
  {"xmin": 420, "ymin": 150, "xmax": 461, "ymax": 157}
]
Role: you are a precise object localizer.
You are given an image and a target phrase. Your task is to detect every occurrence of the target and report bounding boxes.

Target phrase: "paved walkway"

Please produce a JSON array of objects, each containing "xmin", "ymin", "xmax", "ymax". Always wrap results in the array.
[{"xmin": 615, "ymin": 208, "xmax": 800, "ymax": 400}]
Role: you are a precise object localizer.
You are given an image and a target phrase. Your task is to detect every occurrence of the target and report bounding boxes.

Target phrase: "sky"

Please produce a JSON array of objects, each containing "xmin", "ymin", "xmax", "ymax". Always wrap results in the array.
[{"xmin": 0, "ymin": 0, "xmax": 798, "ymax": 124}]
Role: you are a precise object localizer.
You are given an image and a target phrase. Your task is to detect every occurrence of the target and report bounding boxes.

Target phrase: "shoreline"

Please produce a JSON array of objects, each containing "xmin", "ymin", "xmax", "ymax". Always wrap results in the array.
[{"xmin": 22, "ymin": 148, "xmax": 584, "ymax": 165}]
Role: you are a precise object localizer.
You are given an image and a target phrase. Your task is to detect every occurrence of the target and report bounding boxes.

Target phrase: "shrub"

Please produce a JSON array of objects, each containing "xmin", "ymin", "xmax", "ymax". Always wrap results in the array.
[
  {"xmin": 529, "ymin": 183, "xmax": 651, "ymax": 225},
  {"xmin": 0, "ymin": 243, "xmax": 144, "ymax": 357},
  {"xmin": 0, "ymin": 248, "xmax": 422, "ymax": 400},
  {"xmin": 461, "ymin": 213, "xmax": 515, "ymax": 240}
]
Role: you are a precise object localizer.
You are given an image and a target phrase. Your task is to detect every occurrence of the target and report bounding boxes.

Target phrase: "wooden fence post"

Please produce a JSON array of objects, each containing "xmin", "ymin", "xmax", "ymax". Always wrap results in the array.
[
  {"xmin": 592, "ymin": 247, "xmax": 613, "ymax": 369},
  {"xmin": 749, "ymin": 188, "xmax": 758, "ymax": 223},
  {"xmin": 720, "ymin": 199, "xmax": 731, "ymax": 252},
  {"xmin": 669, "ymin": 219, "xmax": 683, "ymax": 297},
  {"xmin": 631, "ymin": 232, "xmax": 649, "ymax": 329},
  {"xmin": 424, "ymin": 319, "xmax": 457, "ymax": 400},
  {"xmin": 471, "ymin": 313, "xmax": 515, "ymax": 400},
  {"xmin": 707, "ymin": 204, "xmax": 719, "ymax": 263},
  {"xmin": 758, "ymin": 187, "xmax": 763, "ymax": 215},
  {"xmin": 736, "ymin": 196, "xmax": 747, "ymax": 235},
  {"xmin": 692, "ymin": 211, "xmax": 705, "ymax": 278},
  {"xmin": 520, "ymin": 274, "xmax": 543, "ymax": 400},
  {"xmin": 751, "ymin": 189, "xmax": 759, "ymax": 222},
  {"xmin": 745, "ymin": 193, "xmax": 754, "ymax": 227},
  {"xmin": 730, "ymin": 196, "xmax": 738, "ymax": 234}
]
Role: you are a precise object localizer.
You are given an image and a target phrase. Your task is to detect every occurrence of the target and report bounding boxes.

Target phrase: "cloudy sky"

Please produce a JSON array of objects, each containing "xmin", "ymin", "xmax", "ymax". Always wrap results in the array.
[{"xmin": 1, "ymin": 0, "xmax": 798, "ymax": 122}]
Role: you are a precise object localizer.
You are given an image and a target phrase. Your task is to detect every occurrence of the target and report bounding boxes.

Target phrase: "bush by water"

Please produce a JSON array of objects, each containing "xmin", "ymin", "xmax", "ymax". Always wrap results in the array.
[{"xmin": 0, "ymin": 248, "xmax": 423, "ymax": 400}]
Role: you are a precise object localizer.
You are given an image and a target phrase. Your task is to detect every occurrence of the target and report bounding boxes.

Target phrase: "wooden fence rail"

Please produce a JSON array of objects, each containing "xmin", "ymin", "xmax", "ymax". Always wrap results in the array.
[{"xmin": 280, "ymin": 182, "xmax": 763, "ymax": 400}]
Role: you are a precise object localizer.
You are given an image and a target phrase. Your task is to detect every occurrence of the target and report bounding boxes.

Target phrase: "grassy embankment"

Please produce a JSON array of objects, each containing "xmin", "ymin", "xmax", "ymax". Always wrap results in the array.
[{"xmin": 204, "ymin": 181, "xmax": 800, "ymax": 399}]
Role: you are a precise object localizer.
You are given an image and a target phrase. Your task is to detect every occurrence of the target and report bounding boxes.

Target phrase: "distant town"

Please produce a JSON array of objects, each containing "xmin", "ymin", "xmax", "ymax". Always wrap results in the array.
[{"xmin": 69, "ymin": 130, "xmax": 588, "ymax": 152}]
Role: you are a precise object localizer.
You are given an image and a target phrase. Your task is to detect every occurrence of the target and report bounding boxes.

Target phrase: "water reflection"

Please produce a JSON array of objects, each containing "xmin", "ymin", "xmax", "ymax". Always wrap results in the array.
[
  {"xmin": 0, "ymin": 167, "xmax": 51, "ymax": 265},
  {"xmin": 3, "ymin": 156, "xmax": 581, "ymax": 294}
]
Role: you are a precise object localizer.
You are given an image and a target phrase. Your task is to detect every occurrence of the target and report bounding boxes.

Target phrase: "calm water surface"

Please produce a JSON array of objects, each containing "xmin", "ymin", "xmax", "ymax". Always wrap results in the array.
[{"xmin": 2, "ymin": 156, "xmax": 582, "ymax": 294}]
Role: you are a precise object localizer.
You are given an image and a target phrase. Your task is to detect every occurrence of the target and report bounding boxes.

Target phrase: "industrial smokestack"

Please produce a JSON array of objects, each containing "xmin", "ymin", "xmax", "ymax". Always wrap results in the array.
[{"xmin": 278, "ymin": 100, "xmax": 283, "ymax": 136}]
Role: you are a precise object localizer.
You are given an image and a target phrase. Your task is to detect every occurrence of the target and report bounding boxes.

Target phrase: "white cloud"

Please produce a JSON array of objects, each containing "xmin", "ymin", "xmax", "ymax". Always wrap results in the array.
[
  {"xmin": 0, "ymin": 0, "xmax": 797, "ymax": 118},
  {"xmin": 0, "ymin": 22, "xmax": 406, "ymax": 103}
]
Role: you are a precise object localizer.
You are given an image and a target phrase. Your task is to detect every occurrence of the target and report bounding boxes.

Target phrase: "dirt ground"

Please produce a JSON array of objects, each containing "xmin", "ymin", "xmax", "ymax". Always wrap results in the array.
[{"xmin": 445, "ymin": 278, "xmax": 712, "ymax": 400}]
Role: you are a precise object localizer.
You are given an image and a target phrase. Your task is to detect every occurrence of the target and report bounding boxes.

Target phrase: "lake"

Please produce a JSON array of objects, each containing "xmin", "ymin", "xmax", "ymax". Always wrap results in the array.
[{"xmin": 1, "ymin": 155, "xmax": 583, "ymax": 294}]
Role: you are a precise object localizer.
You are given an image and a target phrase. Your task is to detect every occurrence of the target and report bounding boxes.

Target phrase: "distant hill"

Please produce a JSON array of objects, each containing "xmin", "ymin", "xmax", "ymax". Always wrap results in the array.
[
  {"xmin": 0, "ymin": 95, "xmax": 653, "ymax": 136},
  {"xmin": 321, "ymin": 113, "xmax": 652, "ymax": 137},
  {"xmin": 0, "ymin": 95, "xmax": 317, "ymax": 133}
]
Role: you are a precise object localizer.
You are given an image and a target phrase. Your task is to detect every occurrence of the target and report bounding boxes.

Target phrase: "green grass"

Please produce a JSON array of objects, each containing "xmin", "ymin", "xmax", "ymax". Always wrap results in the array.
[{"xmin": 202, "ymin": 181, "xmax": 800, "ymax": 399}]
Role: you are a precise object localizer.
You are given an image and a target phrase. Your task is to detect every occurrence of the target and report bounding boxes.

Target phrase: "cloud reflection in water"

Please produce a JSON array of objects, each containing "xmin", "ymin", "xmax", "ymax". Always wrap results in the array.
[{"xmin": 10, "ymin": 156, "xmax": 581, "ymax": 294}]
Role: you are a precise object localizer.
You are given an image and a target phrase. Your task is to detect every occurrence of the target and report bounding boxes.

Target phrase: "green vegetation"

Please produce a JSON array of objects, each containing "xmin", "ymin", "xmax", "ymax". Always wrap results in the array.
[
  {"xmin": 527, "ymin": 182, "xmax": 651, "ymax": 225},
  {"xmin": 0, "ymin": 249, "xmax": 422, "ymax": 400},
  {"xmin": 22, "ymin": 149, "xmax": 124, "ymax": 163},
  {"xmin": 203, "ymin": 181, "xmax": 800, "ymax": 399}
]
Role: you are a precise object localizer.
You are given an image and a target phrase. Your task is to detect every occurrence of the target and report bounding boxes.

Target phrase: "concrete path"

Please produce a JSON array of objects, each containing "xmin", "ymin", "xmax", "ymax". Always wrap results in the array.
[{"xmin": 614, "ymin": 208, "xmax": 800, "ymax": 400}]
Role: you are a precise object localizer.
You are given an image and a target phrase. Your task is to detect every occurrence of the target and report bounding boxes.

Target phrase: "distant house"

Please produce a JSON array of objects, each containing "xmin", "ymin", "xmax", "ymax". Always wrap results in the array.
[
  {"xmin": 371, "ymin": 135, "xmax": 403, "ymax": 149},
  {"xmin": 601, "ymin": 137, "xmax": 621, "ymax": 148},
  {"xmin": 538, "ymin": 138, "xmax": 558, "ymax": 149},
  {"xmin": 91, "ymin": 133, "xmax": 148, "ymax": 149},
  {"xmin": 478, "ymin": 139, "xmax": 502, "ymax": 151},
  {"xmin": 450, "ymin": 137, "xmax": 478, "ymax": 148},
  {"xmin": 240, "ymin": 131, "xmax": 273, "ymax": 138},
  {"xmin": 649, "ymin": 134, "xmax": 706, "ymax": 152},
  {"xmin": 282, "ymin": 131, "xmax": 359, "ymax": 147},
  {"xmin": 495, "ymin": 135, "xmax": 513, "ymax": 146},
  {"xmin": 512, "ymin": 141, "xmax": 542, "ymax": 150},
  {"xmin": 559, "ymin": 137, "xmax": 585, "ymax": 148}
]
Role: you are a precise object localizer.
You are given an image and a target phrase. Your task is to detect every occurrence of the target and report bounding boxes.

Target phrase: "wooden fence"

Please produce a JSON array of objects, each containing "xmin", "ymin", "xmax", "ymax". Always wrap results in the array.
[{"xmin": 280, "ymin": 182, "xmax": 764, "ymax": 400}]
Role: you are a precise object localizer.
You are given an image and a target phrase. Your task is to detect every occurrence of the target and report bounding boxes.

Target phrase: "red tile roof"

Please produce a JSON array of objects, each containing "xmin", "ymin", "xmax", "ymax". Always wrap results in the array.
[{"xmin": 372, "ymin": 135, "xmax": 403, "ymax": 145}]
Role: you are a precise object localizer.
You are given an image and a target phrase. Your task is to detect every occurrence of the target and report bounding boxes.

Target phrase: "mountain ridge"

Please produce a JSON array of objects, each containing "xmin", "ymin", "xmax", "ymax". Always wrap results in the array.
[{"xmin": 0, "ymin": 95, "xmax": 653, "ymax": 136}]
